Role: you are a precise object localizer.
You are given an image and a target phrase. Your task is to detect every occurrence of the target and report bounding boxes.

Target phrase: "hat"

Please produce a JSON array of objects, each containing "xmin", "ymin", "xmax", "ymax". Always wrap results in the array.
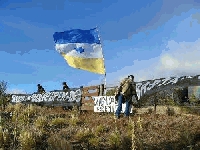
[{"xmin": 128, "ymin": 75, "xmax": 134, "ymax": 78}]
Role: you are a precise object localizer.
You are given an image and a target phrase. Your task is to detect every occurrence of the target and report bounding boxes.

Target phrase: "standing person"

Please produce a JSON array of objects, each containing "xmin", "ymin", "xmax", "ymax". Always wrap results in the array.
[
  {"xmin": 115, "ymin": 75, "xmax": 138, "ymax": 119},
  {"xmin": 62, "ymin": 82, "xmax": 69, "ymax": 92}
]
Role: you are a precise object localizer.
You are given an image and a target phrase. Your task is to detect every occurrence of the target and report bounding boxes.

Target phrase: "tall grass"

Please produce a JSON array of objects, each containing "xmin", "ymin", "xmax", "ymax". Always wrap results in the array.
[{"xmin": 0, "ymin": 103, "xmax": 200, "ymax": 149}]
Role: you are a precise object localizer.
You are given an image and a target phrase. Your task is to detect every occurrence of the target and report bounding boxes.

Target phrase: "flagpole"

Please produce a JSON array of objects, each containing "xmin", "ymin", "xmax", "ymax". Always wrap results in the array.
[
  {"xmin": 96, "ymin": 26, "xmax": 107, "ymax": 96},
  {"xmin": 104, "ymin": 73, "xmax": 107, "ymax": 96}
]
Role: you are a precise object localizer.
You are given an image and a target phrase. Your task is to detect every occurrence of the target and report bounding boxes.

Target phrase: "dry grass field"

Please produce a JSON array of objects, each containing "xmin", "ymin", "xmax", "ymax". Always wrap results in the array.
[{"xmin": 0, "ymin": 104, "xmax": 200, "ymax": 150}]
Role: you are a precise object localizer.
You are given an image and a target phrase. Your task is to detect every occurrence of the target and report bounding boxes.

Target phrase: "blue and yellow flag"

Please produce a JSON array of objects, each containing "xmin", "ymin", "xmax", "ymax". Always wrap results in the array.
[{"xmin": 53, "ymin": 28, "xmax": 105, "ymax": 74}]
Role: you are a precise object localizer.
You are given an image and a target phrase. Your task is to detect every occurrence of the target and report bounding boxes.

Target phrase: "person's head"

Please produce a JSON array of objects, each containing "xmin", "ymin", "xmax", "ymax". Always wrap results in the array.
[
  {"xmin": 128, "ymin": 75, "xmax": 134, "ymax": 81},
  {"xmin": 63, "ymin": 82, "xmax": 66, "ymax": 85},
  {"xmin": 37, "ymin": 84, "xmax": 41, "ymax": 87}
]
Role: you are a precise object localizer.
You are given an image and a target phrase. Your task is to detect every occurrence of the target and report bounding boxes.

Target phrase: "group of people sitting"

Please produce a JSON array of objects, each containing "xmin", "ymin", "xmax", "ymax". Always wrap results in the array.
[{"xmin": 37, "ymin": 82, "xmax": 69, "ymax": 94}]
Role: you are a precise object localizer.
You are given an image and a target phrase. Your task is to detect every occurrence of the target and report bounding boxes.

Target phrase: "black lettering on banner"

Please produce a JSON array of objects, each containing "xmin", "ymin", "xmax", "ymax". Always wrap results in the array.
[
  {"xmin": 140, "ymin": 81, "xmax": 150, "ymax": 95},
  {"xmin": 93, "ymin": 96, "xmax": 130, "ymax": 113},
  {"xmin": 157, "ymin": 79, "xmax": 165, "ymax": 87},
  {"xmin": 136, "ymin": 83, "xmax": 142, "ymax": 89},
  {"xmin": 100, "ymin": 97, "xmax": 103, "ymax": 106},
  {"xmin": 107, "ymin": 97, "xmax": 111, "ymax": 105},
  {"xmin": 49, "ymin": 96, "xmax": 54, "ymax": 101},
  {"xmin": 97, "ymin": 106, "xmax": 103, "ymax": 112},
  {"xmin": 53, "ymin": 92, "xmax": 59, "ymax": 101},
  {"xmin": 75, "ymin": 89, "xmax": 81, "ymax": 100},
  {"xmin": 105, "ymin": 106, "xmax": 111, "ymax": 112},
  {"xmin": 146, "ymin": 80, "xmax": 160, "ymax": 90},
  {"xmin": 11, "ymin": 89, "xmax": 82, "ymax": 103},
  {"xmin": 169, "ymin": 77, "xmax": 178, "ymax": 84},
  {"xmin": 43, "ymin": 93, "xmax": 49, "ymax": 101},
  {"xmin": 93, "ymin": 97, "xmax": 97, "ymax": 106},
  {"xmin": 110, "ymin": 96, "xmax": 115, "ymax": 103},
  {"xmin": 95, "ymin": 97, "xmax": 100, "ymax": 106},
  {"xmin": 97, "ymin": 97, "xmax": 101, "ymax": 107},
  {"xmin": 27, "ymin": 95, "xmax": 31, "ymax": 101}
]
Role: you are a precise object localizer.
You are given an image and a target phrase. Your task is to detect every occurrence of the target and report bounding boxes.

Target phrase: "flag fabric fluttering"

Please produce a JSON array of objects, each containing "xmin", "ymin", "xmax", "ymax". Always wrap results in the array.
[{"xmin": 53, "ymin": 28, "xmax": 105, "ymax": 74}]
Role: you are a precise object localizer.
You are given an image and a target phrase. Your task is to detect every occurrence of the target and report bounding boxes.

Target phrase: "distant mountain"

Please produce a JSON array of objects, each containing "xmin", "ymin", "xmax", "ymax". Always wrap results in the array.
[{"xmin": 136, "ymin": 74, "xmax": 200, "ymax": 101}]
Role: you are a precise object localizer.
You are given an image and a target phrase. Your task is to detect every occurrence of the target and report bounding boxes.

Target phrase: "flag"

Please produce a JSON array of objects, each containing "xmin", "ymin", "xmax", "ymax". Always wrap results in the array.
[{"xmin": 53, "ymin": 28, "xmax": 105, "ymax": 74}]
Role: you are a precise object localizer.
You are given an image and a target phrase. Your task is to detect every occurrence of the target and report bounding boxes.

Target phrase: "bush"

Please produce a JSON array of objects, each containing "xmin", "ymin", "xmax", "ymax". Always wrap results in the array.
[
  {"xmin": 50, "ymin": 118, "xmax": 67, "ymax": 128},
  {"xmin": 47, "ymin": 134, "xmax": 73, "ymax": 150},
  {"xmin": 108, "ymin": 131, "xmax": 122, "ymax": 148},
  {"xmin": 19, "ymin": 129, "xmax": 36, "ymax": 150},
  {"xmin": 166, "ymin": 107, "xmax": 175, "ymax": 116},
  {"xmin": 147, "ymin": 108, "xmax": 153, "ymax": 114},
  {"xmin": 75, "ymin": 128, "xmax": 94, "ymax": 143},
  {"xmin": 190, "ymin": 94, "xmax": 199, "ymax": 106},
  {"xmin": 106, "ymin": 88, "xmax": 116, "ymax": 96},
  {"xmin": 34, "ymin": 116, "xmax": 48, "ymax": 129}
]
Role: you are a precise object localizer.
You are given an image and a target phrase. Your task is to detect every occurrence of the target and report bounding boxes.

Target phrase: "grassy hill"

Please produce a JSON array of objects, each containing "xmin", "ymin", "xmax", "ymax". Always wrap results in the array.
[{"xmin": 0, "ymin": 104, "xmax": 200, "ymax": 150}]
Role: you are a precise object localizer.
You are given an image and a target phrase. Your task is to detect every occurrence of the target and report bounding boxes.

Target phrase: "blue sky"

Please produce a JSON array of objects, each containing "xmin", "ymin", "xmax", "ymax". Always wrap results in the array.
[{"xmin": 1, "ymin": 0, "xmax": 200, "ymax": 94}]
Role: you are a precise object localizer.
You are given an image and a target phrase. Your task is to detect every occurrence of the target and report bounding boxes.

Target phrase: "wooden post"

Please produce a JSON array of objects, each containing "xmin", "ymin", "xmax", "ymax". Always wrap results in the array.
[
  {"xmin": 80, "ymin": 86, "xmax": 83, "ymax": 112},
  {"xmin": 154, "ymin": 97, "xmax": 157, "ymax": 113},
  {"xmin": 99, "ymin": 84, "xmax": 104, "ymax": 96}
]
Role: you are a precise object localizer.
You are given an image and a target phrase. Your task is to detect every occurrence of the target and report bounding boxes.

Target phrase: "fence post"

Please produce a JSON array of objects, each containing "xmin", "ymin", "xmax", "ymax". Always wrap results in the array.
[
  {"xmin": 80, "ymin": 86, "xmax": 84, "ymax": 112},
  {"xmin": 99, "ymin": 84, "xmax": 104, "ymax": 96}
]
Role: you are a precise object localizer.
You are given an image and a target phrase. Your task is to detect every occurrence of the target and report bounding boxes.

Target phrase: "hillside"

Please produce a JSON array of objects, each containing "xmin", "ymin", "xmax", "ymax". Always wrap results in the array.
[{"xmin": 0, "ymin": 104, "xmax": 200, "ymax": 150}]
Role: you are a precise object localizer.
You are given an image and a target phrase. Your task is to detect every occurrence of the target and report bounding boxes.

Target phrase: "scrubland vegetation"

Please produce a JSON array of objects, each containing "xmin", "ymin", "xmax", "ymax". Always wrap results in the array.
[
  {"xmin": 0, "ymin": 103, "xmax": 200, "ymax": 150},
  {"xmin": 1, "ymin": 81, "xmax": 200, "ymax": 149}
]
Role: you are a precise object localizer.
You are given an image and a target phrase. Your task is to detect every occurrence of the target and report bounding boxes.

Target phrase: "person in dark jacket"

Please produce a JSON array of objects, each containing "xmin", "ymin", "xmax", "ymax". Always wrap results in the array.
[
  {"xmin": 37, "ymin": 84, "xmax": 45, "ymax": 94},
  {"xmin": 62, "ymin": 82, "xmax": 69, "ymax": 92},
  {"xmin": 114, "ymin": 75, "xmax": 138, "ymax": 119}
]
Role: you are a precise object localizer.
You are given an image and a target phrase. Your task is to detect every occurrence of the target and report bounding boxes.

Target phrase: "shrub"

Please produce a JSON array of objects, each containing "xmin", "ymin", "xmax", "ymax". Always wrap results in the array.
[
  {"xmin": 0, "ymin": 126, "xmax": 3, "ymax": 147},
  {"xmin": 190, "ymin": 94, "xmax": 199, "ymax": 106},
  {"xmin": 19, "ymin": 129, "xmax": 36, "ymax": 150},
  {"xmin": 34, "ymin": 116, "xmax": 48, "ymax": 129},
  {"xmin": 147, "ymin": 107, "xmax": 153, "ymax": 114},
  {"xmin": 69, "ymin": 114, "xmax": 81, "ymax": 126},
  {"xmin": 95, "ymin": 124, "xmax": 107, "ymax": 136},
  {"xmin": 166, "ymin": 107, "xmax": 175, "ymax": 116},
  {"xmin": 106, "ymin": 88, "xmax": 116, "ymax": 96},
  {"xmin": 75, "ymin": 128, "xmax": 94, "ymax": 143},
  {"xmin": 50, "ymin": 117, "xmax": 67, "ymax": 128},
  {"xmin": 13, "ymin": 103, "xmax": 24, "ymax": 114},
  {"xmin": 23, "ymin": 104, "xmax": 36, "ymax": 118},
  {"xmin": 166, "ymin": 98, "xmax": 176, "ymax": 106},
  {"xmin": 4, "ymin": 103, "xmax": 15, "ymax": 112},
  {"xmin": 108, "ymin": 131, "xmax": 122, "ymax": 148},
  {"xmin": 89, "ymin": 137, "xmax": 100, "ymax": 148},
  {"xmin": 47, "ymin": 134, "xmax": 73, "ymax": 150}
]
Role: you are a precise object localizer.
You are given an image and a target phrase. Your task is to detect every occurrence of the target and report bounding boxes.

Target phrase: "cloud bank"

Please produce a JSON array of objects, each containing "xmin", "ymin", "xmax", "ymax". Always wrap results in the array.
[{"xmin": 113, "ymin": 39, "xmax": 200, "ymax": 84}]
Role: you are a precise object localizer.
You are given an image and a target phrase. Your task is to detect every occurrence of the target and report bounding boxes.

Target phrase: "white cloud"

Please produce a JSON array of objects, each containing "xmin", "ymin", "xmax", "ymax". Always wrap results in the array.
[
  {"xmin": 155, "ymin": 39, "xmax": 200, "ymax": 78},
  {"xmin": 105, "ymin": 38, "xmax": 200, "ymax": 86},
  {"xmin": 160, "ymin": 54, "xmax": 179, "ymax": 69}
]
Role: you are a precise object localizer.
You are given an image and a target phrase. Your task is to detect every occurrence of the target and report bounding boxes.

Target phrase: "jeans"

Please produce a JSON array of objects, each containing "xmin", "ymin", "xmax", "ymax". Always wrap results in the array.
[{"xmin": 115, "ymin": 93, "xmax": 131, "ymax": 117}]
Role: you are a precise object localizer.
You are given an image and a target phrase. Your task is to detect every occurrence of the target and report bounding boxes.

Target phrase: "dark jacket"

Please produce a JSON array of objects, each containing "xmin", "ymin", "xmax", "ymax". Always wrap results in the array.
[{"xmin": 63, "ymin": 85, "xmax": 69, "ymax": 91}]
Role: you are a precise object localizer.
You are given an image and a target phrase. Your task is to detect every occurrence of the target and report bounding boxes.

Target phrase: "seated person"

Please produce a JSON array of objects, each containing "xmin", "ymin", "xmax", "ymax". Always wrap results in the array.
[
  {"xmin": 37, "ymin": 84, "xmax": 45, "ymax": 94},
  {"xmin": 62, "ymin": 82, "xmax": 69, "ymax": 91},
  {"xmin": 41, "ymin": 87, "xmax": 45, "ymax": 93}
]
